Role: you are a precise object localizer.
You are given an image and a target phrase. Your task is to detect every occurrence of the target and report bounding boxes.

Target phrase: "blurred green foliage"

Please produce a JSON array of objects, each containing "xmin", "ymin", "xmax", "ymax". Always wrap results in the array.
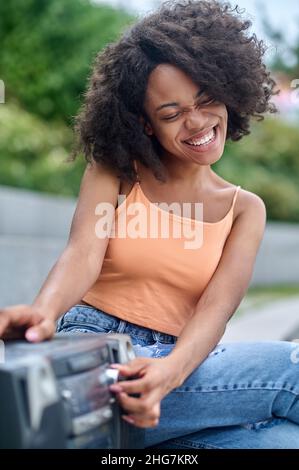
[
  {"xmin": 213, "ymin": 117, "xmax": 299, "ymax": 222},
  {"xmin": 0, "ymin": 0, "xmax": 298, "ymax": 223},
  {"xmin": 0, "ymin": 0, "xmax": 134, "ymax": 195},
  {"xmin": 260, "ymin": 6, "xmax": 299, "ymax": 78},
  {"xmin": 0, "ymin": 0, "xmax": 134, "ymax": 123},
  {"xmin": 0, "ymin": 102, "xmax": 82, "ymax": 195}
]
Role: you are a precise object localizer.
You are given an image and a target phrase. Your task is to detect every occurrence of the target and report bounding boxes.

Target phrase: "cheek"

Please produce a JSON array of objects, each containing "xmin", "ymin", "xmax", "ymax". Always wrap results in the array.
[
  {"xmin": 155, "ymin": 126, "xmax": 177, "ymax": 144},
  {"xmin": 221, "ymin": 106, "xmax": 228, "ymax": 123}
]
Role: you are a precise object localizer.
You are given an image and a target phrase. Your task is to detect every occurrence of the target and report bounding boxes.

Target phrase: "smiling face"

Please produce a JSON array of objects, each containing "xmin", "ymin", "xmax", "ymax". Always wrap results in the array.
[{"xmin": 141, "ymin": 64, "xmax": 228, "ymax": 167}]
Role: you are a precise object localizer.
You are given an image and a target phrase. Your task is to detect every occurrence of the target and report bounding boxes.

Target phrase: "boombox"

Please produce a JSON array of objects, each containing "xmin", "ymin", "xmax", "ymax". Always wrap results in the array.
[{"xmin": 0, "ymin": 333, "xmax": 145, "ymax": 449}]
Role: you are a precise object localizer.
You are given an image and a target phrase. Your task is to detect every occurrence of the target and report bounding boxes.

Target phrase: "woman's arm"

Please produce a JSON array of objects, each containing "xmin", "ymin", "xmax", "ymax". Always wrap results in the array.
[
  {"xmin": 32, "ymin": 160, "xmax": 120, "ymax": 320},
  {"xmin": 166, "ymin": 190, "xmax": 267, "ymax": 386},
  {"xmin": 0, "ymin": 160, "xmax": 120, "ymax": 340}
]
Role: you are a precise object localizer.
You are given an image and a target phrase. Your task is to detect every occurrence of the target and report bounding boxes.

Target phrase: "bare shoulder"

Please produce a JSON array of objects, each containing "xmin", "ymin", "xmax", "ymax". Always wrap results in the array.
[
  {"xmin": 230, "ymin": 187, "xmax": 267, "ymax": 247},
  {"xmin": 67, "ymin": 159, "xmax": 120, "ymax": 248},
  {"xmin": 235, "ymin": 188, "xmax": 266, "ymax": 222},
  {"xmin": 81, "ymin": 159, "xmax": 121, "ymax": 203},
  {"xmin": 84, "ymin": 159, "xmax": 120, "ymax": 184},
  {"xmin": 215, "ymin": 173, "xmax": 266, "ymax": 226}
]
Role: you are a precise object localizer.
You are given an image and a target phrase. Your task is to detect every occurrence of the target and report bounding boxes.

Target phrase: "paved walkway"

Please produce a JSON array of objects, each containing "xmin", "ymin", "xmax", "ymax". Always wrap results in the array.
[{"xmin": 221, "ymin": 296, "xmax": 299, "ymax": 342}]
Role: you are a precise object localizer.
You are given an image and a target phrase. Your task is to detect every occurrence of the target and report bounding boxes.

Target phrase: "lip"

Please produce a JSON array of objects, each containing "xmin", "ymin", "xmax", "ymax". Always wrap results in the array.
[
  {"xmin": 183, "ymin": 125, "xmax": 218, "ymax": 143},
  {"xmin": 182, "ymin": 125, "xmax": 220, "ymax": 153}
]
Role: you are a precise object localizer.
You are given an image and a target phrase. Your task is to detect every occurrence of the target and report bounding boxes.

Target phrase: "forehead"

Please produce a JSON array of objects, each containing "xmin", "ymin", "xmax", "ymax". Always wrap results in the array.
[{"xmin": 145, "ymin": 64, "xmax": 199, "ymax": 106}]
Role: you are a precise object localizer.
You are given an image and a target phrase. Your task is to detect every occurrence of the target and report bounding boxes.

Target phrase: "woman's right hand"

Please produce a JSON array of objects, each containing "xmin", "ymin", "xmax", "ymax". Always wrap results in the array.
[{"xmin": 0, "ymin": 304, "xmax": 56, "ymax": 342}]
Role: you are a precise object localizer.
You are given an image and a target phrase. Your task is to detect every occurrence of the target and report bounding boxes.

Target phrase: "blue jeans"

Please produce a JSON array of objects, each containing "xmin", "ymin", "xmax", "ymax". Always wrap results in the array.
[{"xmin": 56, "ymin": 304, "xmax": 299, "ymax": 449}]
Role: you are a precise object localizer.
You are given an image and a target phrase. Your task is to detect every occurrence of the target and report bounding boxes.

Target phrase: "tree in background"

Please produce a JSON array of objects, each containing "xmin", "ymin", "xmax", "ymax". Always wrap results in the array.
[
  {"xmin": 257, "ymin": 0, "xmax": 299, "ymax": 78},
  {"xmin": 0, "ymin": 0, "xmax": 134, "ymax": 123},
  {"xmin": 0, "ymin": 0, "xmax": 134, "ymax": 194}
]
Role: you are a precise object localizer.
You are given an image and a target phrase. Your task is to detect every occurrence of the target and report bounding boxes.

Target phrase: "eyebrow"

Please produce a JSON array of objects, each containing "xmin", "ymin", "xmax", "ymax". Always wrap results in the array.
[{"xmin": 155, "ymin": 89, "xmax": 204, "ymax": 112}]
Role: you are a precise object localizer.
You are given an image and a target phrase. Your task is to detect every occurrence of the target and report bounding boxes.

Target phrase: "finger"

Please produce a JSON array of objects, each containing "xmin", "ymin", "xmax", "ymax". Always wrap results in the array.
[
  {"xmin": 0, "ymin": 314, "xmax": 11, "ymax": 337},
  {"xmin": 110, "ymin": 377, "xmax": 151, "ymax": 395},
  {"xmin": 1, "ymin": 326, "xmax": 28, "ymax": 340},
  {"xmin": 121, "ymin": 415, "xmax": 136, "ymax": 425},
  {"xmin": 126, "ymin": 400, "xmax": 161, "ymax": 428},
  {"xmin": 25, "ymin": 318, "xmax": 55, "ymax": 342},
  {"xmin": 110, "ymin": 359, "xmax": 150, "ymax": 377},
  {"xmin": 0, "ymin": 305, "xmax": 41, "ymax": 336},
  {"xmin": 120, "ymin": 395, "xmax": 161, "ymax": 427},
  {"xmin": 122, "ymin": 414, "xmax": 160, "ymax": 429},
  {"xmin": 0, "ymin": 305, "xmax": 41, "ymax": 326},
  {"xmin": 117, "ymin": 391, "xmax": 157, "ymax": 416},
  {"xmin": 117, "ymin": 392, "xmax": 143, "ymax": 414}
]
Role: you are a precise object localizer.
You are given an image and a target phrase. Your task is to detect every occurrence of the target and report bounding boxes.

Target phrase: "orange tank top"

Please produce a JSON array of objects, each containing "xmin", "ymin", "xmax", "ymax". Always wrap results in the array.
[{"xmin": 82, "ymin": 161, "xmax": 241, "ymax": 337}]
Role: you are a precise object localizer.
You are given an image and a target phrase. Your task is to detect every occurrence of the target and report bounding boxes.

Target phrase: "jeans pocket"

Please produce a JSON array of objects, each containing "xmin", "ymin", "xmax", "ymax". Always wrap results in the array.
[{"xmin": 56, "ymin": 305, "xmax": 119, "ymax": 334}]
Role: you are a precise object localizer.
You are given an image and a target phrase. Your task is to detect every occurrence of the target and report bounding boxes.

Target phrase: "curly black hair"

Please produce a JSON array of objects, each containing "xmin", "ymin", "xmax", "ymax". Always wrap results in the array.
[{"xmin": 69, "ymin": 0, "xmax": 278, "ymax": 184}]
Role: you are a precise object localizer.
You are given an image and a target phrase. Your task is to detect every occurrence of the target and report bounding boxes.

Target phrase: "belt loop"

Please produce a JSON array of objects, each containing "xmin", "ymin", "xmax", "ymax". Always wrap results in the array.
[
  {"xmin": 116, "ymin": 320, "xmax": 127, "ymax": 334},
  {"xmin": 152, "ymin": 331, "xmax": 159, "ymax": 342},
  {"xmin": 152, "ymin": 330, "xmax": 177, "ymax": 344}
]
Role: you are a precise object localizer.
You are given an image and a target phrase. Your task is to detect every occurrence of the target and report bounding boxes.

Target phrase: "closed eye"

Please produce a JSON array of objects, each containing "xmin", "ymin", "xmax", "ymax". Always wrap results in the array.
[
  {"xmin": 162, "ymin": 97, "xmax": 216, "ymax": 121},
  {"xmin": 198, "ymin": 96, "xmax": 215, "ymax": 106},
  {"xmin": 163, "ymin": 113, "xmax": 180, "ymax": 121}
]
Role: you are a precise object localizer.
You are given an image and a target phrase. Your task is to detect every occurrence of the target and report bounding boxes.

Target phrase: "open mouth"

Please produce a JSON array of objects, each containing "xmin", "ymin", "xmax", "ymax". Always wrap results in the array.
[{"xmin": 183, "ymin": 126, "xmax": 218, "ymax": 148}]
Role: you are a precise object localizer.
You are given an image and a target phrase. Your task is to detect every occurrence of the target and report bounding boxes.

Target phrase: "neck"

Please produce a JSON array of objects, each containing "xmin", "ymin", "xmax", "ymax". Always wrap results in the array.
[{"xmin": 160, "ymin": 153, "xmax": 215, "ymax": 190}]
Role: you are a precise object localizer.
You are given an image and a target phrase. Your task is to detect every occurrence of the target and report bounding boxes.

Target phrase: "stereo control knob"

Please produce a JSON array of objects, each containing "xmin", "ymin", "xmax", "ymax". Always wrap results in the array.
[{"xmin": 98, "ymin": 368, "xmax": 119, "ymax": 386}]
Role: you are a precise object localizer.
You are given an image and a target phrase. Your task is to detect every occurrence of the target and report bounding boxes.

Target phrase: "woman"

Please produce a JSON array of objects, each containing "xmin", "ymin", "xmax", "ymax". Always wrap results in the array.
[{"xmin": 1, "ymin": 0, "xmax": 299, "ymax": 449}]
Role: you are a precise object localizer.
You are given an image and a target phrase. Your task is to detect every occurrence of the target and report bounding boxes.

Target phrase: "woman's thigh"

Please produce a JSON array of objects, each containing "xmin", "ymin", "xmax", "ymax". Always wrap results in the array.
[
  {"xmin": 149, "ymin": 418, "xmax": 299, "ymax": 449},
  {"xmin": 143, "ymin": 341, "xmax": 299, "ymax": 448}
]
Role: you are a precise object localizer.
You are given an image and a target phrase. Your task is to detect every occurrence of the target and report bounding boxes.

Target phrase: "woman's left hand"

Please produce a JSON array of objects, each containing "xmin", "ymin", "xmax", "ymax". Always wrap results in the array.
[{"xmin": 108, "ymin": 356, "xmax": 179, "ymax": 428}]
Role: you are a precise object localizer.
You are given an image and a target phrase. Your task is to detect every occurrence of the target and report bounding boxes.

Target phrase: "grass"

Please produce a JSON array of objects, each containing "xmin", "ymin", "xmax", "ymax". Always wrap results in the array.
[
  {"xmin": 247, "ymin": 283, "xmax": 299, "ymax": 298},
  {"xmin": 235, "ymin": 283, "xmax": 299, "ymax": 317}
]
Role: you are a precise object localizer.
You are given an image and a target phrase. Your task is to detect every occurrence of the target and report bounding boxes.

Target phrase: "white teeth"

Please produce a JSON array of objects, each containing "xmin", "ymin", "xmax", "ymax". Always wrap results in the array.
[{"xmin": 186, "ymin": 128, "xmax": 216, "ymax": 146}]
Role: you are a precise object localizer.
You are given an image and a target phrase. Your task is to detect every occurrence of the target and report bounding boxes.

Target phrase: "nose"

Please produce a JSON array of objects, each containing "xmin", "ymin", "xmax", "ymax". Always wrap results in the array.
[{"xmin": 184, "ymin": 106, "xmax": 211, "ymax": 131}]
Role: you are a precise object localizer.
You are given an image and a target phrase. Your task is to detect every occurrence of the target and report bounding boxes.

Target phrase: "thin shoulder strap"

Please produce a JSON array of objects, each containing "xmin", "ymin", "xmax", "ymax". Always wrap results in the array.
[
  {"xmin": 232, "ymin": 185, "xmax": 241, "ymax": 210},
  {"xmin": 133, "ymin": 159, "xmax": 141, "ymax": 183}
]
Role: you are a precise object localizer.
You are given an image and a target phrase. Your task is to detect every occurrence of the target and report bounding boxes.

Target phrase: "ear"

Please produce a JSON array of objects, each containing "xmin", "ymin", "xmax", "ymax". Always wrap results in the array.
[{"xmin": 139, "ymin": 115, "xmax": 154, "ymax": 136}]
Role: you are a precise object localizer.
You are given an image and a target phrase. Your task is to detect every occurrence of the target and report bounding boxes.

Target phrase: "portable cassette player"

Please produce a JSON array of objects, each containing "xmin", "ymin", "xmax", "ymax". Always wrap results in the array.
[{"xmin": 0, "ymin": 333, "xmax": 144, "ymax": 449}]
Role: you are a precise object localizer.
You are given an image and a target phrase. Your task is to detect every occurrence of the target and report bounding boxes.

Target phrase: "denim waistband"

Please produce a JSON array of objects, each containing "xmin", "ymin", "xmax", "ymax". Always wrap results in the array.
[
  {"xmin": 60, "ymin": 304, "xmax": 178, "ymax": 345},
  {"xmin": 116, "ymin": 318, "xmax": 178, "ymax": 344}
]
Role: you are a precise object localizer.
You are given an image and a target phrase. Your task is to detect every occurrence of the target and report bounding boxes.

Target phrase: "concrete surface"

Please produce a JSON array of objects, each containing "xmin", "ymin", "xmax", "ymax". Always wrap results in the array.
[{"xmin": 222, "ymin": 296, "xmax": 299, "ymax": 342}]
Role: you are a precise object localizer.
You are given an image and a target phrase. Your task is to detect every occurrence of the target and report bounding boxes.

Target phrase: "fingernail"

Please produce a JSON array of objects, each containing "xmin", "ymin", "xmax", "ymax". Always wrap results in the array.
[
  {"xmin": 110, "ymin": 364, "xmax": 121, "ymax": 368},
  {"xmin": 109, "ymin": 384, "xmax": 122, "ymax": 392},
  {"xmin": 122, "ymin": 415, "xmax": 135, "ymax": 424},
  {"xmin": 26, "ymin": 331, "xmax": 38, "ymax": 341}
]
